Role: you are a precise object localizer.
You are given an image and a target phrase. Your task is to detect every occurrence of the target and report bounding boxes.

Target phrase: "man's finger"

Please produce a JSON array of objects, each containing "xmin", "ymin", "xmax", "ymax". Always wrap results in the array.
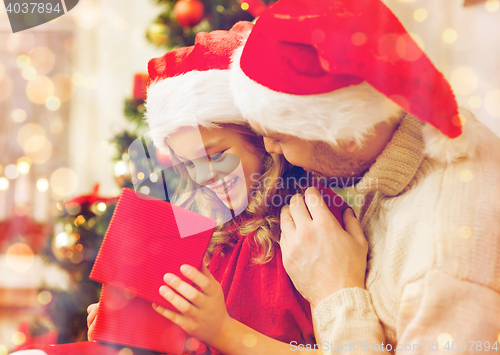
[
  {"xmin": 304, "ymin": 187, "xmax": 338, "ymax": 223},
  {"xmin": 280, "ymin": 205, "xmax": 296, "ymax": 237},
  {"xmin": 288, "ymin": 193, "xmax": 312, "ymax": 226},
  {"xmin": 343, "ymin": 208, "xmax": 365, "ymax": 245}
]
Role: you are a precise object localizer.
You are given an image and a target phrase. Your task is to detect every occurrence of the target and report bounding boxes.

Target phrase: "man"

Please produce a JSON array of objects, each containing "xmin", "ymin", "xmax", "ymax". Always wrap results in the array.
[{"xmin": 230, "ymin": 0, "xmax": 500, "ymax": 353}]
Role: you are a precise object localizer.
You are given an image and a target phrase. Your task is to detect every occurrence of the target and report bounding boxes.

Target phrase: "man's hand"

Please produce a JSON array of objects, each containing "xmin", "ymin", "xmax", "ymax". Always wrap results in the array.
[
  {"xmin": 280, "ymin": 187, "xmax": 368, "ymax": 308},
  {"xmin": 87, "ymin": 303, "xmax": 99, "ymax": 342}
]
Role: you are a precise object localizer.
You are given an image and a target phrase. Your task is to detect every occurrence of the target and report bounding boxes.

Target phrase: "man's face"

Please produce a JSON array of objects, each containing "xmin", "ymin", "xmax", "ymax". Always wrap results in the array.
[{"xmin": 249, "ymin": 121, "xmax": 367, "ymax": 180}]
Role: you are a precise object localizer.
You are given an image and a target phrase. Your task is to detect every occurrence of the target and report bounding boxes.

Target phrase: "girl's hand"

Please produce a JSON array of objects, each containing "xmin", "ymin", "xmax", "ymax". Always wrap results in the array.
[
  {"xmin": 153, "ymin": 263, "xmax": 232, "ymax": 347},
  {"xmin": 87, "ymin": 303, "xmax": 99, "ymax": 341}
]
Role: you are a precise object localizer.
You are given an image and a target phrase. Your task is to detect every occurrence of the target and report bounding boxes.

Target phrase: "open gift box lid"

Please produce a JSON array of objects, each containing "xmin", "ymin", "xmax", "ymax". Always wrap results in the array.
[{"xmin": 90, "ymin": 188, "xmax": 217, "ymax": 310}]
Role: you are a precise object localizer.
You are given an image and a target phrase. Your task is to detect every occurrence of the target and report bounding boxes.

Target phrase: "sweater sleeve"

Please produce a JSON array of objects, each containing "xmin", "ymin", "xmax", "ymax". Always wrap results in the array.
[
  {"xmin": 313, "ymin": 271, "xmax": 500, "ymax": 355},
  {"xmin": 395, "ymin": 270, "xmax": 500, "ymax": 354},
  {"xmin": 312, "ymin": 288, "xmax": 388, "ymax": 354}
]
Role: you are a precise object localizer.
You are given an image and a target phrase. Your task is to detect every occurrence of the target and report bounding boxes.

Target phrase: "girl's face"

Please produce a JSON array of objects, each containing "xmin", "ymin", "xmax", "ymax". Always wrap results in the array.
[{"xmin": 167, "ymin": 126, "xmax": 263, "ymax": 214}]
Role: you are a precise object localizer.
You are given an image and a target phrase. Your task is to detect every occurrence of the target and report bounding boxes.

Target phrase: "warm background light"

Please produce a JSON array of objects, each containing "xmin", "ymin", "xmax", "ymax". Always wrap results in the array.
[
  {"xmin": 413, "ymin": 8, "xmax": 428, "ymax": 22},
  {"xmin": 36, "ymin": 178, "xmax": 49, "ymax": 192},
  {"xmin": 11, "ymin": 109, "xmax": 27, "ymax": 123}
]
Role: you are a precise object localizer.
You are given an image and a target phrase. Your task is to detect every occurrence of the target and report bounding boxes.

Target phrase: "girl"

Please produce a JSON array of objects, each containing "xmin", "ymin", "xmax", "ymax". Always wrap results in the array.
[{"xmin": 39, "ymin": 22, "xmax": 350, "ymax": 355}]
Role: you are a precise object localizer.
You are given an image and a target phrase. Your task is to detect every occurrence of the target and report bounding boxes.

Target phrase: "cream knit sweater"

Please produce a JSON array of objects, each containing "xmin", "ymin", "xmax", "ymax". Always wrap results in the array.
[{"xmin": 313, "ymin": 114, "xmax": 500, "ymax": 354}]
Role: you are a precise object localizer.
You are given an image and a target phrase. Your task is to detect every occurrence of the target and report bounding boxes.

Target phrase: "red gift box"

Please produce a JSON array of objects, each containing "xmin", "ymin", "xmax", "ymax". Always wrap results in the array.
[{"xmin": 90, "ymin": 188, "xmax": 216, "ymax": 354}]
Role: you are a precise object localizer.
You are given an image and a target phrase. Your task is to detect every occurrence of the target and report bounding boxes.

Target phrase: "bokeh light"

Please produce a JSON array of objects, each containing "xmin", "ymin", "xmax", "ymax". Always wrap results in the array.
[
  {"xmin": 29, "ymin": 47, "xmax": 56, "ymax": 75},
  {"xmin": 27, "ymin": 139, "xmax": 53, "ymax": 164},
  {"xmin": 241, "ymin": 2, "xmax": 249, "ymax": 10},
  {"xmin": 408, "ymin": 32, "xmax": 425, "ymax": 51},
  {"xmin": 11, "ymin": 109, "xmax": 27, "ymax": 123},
  {"xmin": 413, "ymin": 8, "xmax": 428, "ymax": 22},
  {"xmin": 37, "ymin": 178, "xmax": 49, "ymax": 192},
  {"xmin": 38, "ymin": 290, "xmax": 53, "ymax": 305},
  {"xmin": 438, "ymin": 333, "xmax": 453, "ymax": 350},
  {"xmin": 7, "ymin": 33, "xmax": 36, "ymax": 54},
  {"xmin": 97, "ymin": 202, "xmax": 107, "ymax": 212},
  {"xmin": 21, "ymin": 67, "xmax": 37, "ymax": 81},
  {"xmin": 24, "ymin": 135, "xmax": 49, "ymax": 154},
  {"xmin": 0, "ymin": 178, "xmax": 9, "ymax": 191},
  {"xmin": 351, "ymin": 32, "xmax": 367, "ymax": 46},
  {"xmin": 243, "ymin": 333, "xmax": 258, "ymax": 348},
  {"xmin": 118, "ymin": 348, "xmax": 134, "ymax": 355},
  {"xmin": 468, "ymin": 95, "xmax": 482, "ymax": 109},
  {"xmin": 46, "ymin": 96, "xmax": 61, "ymax": 111},
  {"xmin": 137, "ymin": 172, "xmax": 145, "ymax": 180},
  {"xmin": 6, "ymin": 243, "xmax": 34, "ymax": 273},
  {"xmin": 443, "ymin": 28, "xmax": 458, "ymax": 44},
  {"xmin": 0, "ymin": 75, "xmax": 13, "ymax": 102},
  {"xmin": 0, "ymin": 344, "xmax": 8, "ymax": 355},
  {"xmin": 485, "ymin": 0, "xmax": 500, "ymax": 12},
  {"xmin": 12, "ymin": 332, "xmax": 26, "ymax": 346},
  {"xmin": 26, "ymin": 76, "xmax": 55, "ymax": 104},
  {"xmin": 139, "ymin": 186, "xmax": 150, "ymax": 195},
  {"xmin": 52, "ymin": 73, "xmax": 73, "ymax": 102},
  {"xmin": 50, "ymin": 120, "xmax": 64, "ymax": 134},
  {"xmin": 18, "ymin": 123, "xmax": 45, "ymax": 148},
  {"xmin": 459, "ymin": 169, "xmax": 473, "ymax": 183},
  {"xmin": 17, "ymin": 157, "xmax": 31, "ymax": 175},
  {"xmin": 114, "ymin": 161, "xmax": 129, "ymax": 177},
  {"xmin": 450, "ymin": 67, "xmax": 478, "ymax": 96},
  {"xmin": 150, "ymin": 173, "xmax": 158, "ymax": 183},
  {"xmin": 484, "ymin": 89, "xmax": 500, "ymax": 118},
  {"xmin": 72, "ymin": 72, "xmax": 86, "ymax": 86},
  {"xmin": 72, "ymin": 1, "xmax": 101, "ymax": 29},
  {"xmin": 5, "ymin": 165, "xmax": 19, "ymax": 179},
  {"xmin": 15, "ymin": 203, "xmax": 29, "ymax": 217},
  {"xmin": 16, "ymin": 55, "xmax": 31, "ymax": 68},
  {"xmin": 50, "ymin": 167, "xmax": 78, "ymax": 196}
]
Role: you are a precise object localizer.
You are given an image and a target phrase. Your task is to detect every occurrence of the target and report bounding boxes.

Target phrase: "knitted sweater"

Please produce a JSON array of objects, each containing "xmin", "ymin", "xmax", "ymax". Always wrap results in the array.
[{"xmin": 313, "ymin": 114, "xmax": 500, "ymax": 354}]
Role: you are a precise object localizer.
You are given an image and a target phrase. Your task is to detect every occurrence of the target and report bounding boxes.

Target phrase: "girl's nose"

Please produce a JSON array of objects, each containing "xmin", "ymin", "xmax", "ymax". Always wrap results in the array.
[{"xmin": 193, "ymin": 159, "xmax": 215, "ymax": 186}]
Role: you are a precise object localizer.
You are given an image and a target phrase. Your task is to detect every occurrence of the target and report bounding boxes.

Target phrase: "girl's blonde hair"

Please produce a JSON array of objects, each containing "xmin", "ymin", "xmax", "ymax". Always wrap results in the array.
[{"xmin": 168, "ymin": 123, "xmax": 304, "ymax": 264}]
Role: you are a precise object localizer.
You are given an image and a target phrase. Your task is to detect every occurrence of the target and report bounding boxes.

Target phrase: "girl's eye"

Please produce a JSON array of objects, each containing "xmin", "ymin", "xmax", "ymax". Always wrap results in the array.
[
  {"xmin": 183, "ymin": 160, "xmax": 195, "ymax": 169},
  {"xmin": 209, "ymin": 152, "xmax": 225, "ymax": 161}
]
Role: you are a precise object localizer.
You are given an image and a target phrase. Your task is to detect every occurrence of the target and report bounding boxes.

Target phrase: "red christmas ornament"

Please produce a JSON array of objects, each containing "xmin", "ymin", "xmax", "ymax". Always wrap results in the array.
[
  {"xmin": 155, "ymin": 149, "xmax": 172, "ymax": 168},
  {"xmin": 133, "ymin": 73, "xmax": 149, "ymax": 101},
  {"xmin": 173, "ymin": 0, "xmax": 205, "ymax": 28}
]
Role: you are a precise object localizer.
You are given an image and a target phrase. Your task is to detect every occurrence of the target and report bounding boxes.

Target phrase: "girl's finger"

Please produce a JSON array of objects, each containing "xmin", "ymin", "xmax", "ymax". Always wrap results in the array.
[
  {"xmin": 163, "ymin": 272, "xmax": 207, "ymax": 307},
  {"xmin": 153, "ymin": 303, "xmax": 188, "ymax": 329},
  {"xmin": 87, "ymin": 305, "xmax": 98, "ymax": 328},
  {"xmin": 87, "ymin": 316, "xmax": 97, "ymax": 342},
  {"xmin": 159, "ymin": 285, "xmax": 197, "ymax": 315},
  {"xmin": 179, "ymin": 264, "xmax": 214, "ymax": 295}
]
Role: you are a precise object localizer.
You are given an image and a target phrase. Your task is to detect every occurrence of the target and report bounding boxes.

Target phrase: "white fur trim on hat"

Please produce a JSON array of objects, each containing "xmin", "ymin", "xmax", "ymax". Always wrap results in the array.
[
  {"xmin": 422, "ymin": 107, "xmax": 478, "ymax": 164},
  {"xmin": 230, "ymin": 45, "xmax": 402, "ymax": 147},
  {"xmin": 145, "ymin": 69, "xmax": 244, "ymax": 150}
]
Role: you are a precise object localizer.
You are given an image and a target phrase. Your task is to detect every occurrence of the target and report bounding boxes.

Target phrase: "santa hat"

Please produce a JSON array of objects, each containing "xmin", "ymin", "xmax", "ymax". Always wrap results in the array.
[
  {"xmin": 231, "ymin": 0, "xmax": 476, "ymax": 163},
  {"xmin": 145, "ymin": 21, "xmax": 253, "ymax": 150}
]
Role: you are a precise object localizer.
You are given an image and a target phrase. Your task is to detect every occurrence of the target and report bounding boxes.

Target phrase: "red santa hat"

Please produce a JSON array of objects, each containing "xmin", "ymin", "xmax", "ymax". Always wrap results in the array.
[
  {"xmin": 145, "ymin": 21, "xmax": 253, "ymax": 150},
  {"xmin": 231, "ymin": 0, "xmax": 477, "ymax": 163}
]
